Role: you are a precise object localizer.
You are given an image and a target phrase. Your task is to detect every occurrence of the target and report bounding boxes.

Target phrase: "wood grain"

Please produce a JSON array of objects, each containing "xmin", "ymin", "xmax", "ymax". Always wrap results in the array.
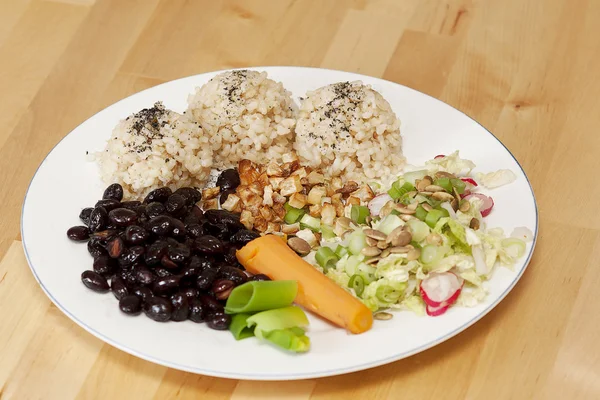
[{"xmin": 1, "ymin": 0, "xmax": 599, "ymax": 398}]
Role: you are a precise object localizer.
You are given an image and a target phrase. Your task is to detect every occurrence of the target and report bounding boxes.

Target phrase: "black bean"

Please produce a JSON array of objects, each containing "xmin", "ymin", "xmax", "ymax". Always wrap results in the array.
[
  {"xmin": 251, "ymin": 274, "xmax": 271, "ymax": 281},
  {"xmin": 108, "ymin": 208, "xmax": 138, "ymax": 227},
  {"xmin": 121, "ymin": 200, "xmax": 142, "ymax": 211},
  {"xmin": 196, "ymin": 268, "xmax": 218, "ymax": 290},
  {"xmin": 93, "ymin": 255, "xmax": 116, "ymax": 276},
  {"xmin": 110, "ymin": 275, "xmax": 129, "ymax": 300},
  {"xmin": 183, "ymin": 214, "xmax": 201, "ymax": 227},
  {"xmin": 154, "ymin": 267, "xmax": 172, "ymax": 278},
  {"xmin": 230, "ymin": 229, "xmax": 260, "ymax": 247},
  {"xmin": 79, "ymin": 207, "xmax": 94, "ymax": 225},
  {"xmin": 189, "ymin": 205, "xmax": 204, "ymax": 219},
  {"xmin": 106, "ymin": 237, "xmax": 124, "ymax": 258},
  {"xmin": 144, "ymin": 187, "xmax": 172, "ymax": 204},
  {"xmin": 132, "ymin": 286, "xmax": 153, "ymax": 303},
  {"xmin": 170, "ymin": 218, "xmax": 186, "ymax": 238},
  {"xmin": 204, "ymin": 209, "xmax": 242, "ymax": 227},
  {"xmin": 207, "ymin": 312, "xmax": 231, "ymax": 330},
  {"xmin": 103, "ymin": 183, "xmax": 124, "ymax": 201},
  {"xmin": 119, "ymin": 295, "xmax": 142, "ymax": 315},
  {"xmin": 219, "ymin": 188, "xmax": 236, "ymax": 206},
  {"xmin": 199, "ymin": 294, "xmax": 224, "ymax": 314},
  {"xmin": 188, "ymin": 255, "xmax": 211, "ymax": 272},
  {"xmin": 145, "ymin": 241, "xmax": 168, "ymax": 266},
  {"xmin": 88, "ymin": 206, "xmax": 108, "ymax": 232},
  {"xmin": 193, "ymin": 235, "xmax": 224, "ymax": 255},
  {"xmin": 118, "ymin": 246, "xmax": 145, "ymax": 267},
  {"xmin": 81, "ymin": 270, "xmax": 109, "ymax": 292},
  {"xmin": 87, "ymin": 238, "xmax": 106, "ymax": 258},
  {"xmin": 174, "ymin": 187, "xmax": 202, "ymax": 205},
  {"xmin": 143, "ymin": 297, "xmax": 172, "ymax": 322},
  {"xmin": 212, "ymin": 279, "xmax": 234, "ymax": 300},
  {"xmin": 188, "ymin": 298, "xmax": 206, "ymax": 323},
  {"xmin": 223, "ymin": 245, "xmax": 239, "ymax": 265},
  {"xmin": 168, "ymin": 246, "xmax": 190, "ymax": 264},
  {"xmin": 165, "ymin": 194, "xmax": 186, "ymax": 215},
  {"xmin": 217, "ymin": 266, "xmax": 247, "ymax": 286},
  {"xmin": 124, "ymin": 225, "xmax": 149, "ymax": 245},
  {"xmin": 118, "ymin": 270, "xmax": 138, "ymax": 288},
  {"xmin": 181, "ymin": 287, "xmax": 199, "ymax": 301},
  {"xmin": 216, "ymin": 168, "xmax": 240, "ymax": 192},
  {"xmin": 147, "ymin": 215, "xmax": 172, "ymax": 236},
  {"xmin": 153, "ymin": 275, "xmax": 180, "ymax": 296},
  {"xmin": 186, "ymin": 223, "xmax": 204, "ymax": 238},
  {"xmin": 145, "ymin": 202, "xmax": 166, "ymax": 219},
  {"xmin": 170, "ymin": 293, "xmax": 189, "ymax": 321},
  {"xmin": 67, "ymin": 226, "xmax": 90, "ymax": 241},
  {"xmin": 160, "ymin": 255, "xmax": 179, "ymax": 269},
  {"xmin": 95, "ymin": 199, "xmax": 121, "ymax": 212},
  {"xmin": 203, "ymin": 221, "xmax": 230, "ymax": 240},
  {"xmin": 134, "ymin": 264, "xmax": 156, "ymax": 285}
]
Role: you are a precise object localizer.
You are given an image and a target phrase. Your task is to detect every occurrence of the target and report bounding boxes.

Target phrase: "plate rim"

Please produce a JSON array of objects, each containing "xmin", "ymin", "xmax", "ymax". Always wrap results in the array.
[{"xmin": 20, "ymin": 66, "xmax": 539, "ymax": 380}]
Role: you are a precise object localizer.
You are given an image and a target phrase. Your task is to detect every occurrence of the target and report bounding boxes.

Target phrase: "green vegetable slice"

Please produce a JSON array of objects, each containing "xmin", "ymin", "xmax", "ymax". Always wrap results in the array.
[
  {"xmin": 225, "ymin": 280, "xmax": 297, "ymax": 314},
  {"xmin": 315, "ymin": 247, "xmax": 339, "ymax": 271},
  {"xmin": 351, "ymin": 205, "xmax": 370, "ymax": 224},
  {"xmin": 375, "ymin": 283, "xmax": 406, "ymax": 303},
  {"xmin": 415, "ymin": 205, "xmax": 428, "ymax": 221},
  {"xmin": 229, "ymin": 313, "xmax": 255, "ymax": 340},
  {"xmin": 299, "ymin": 214, "xmax": 321, "ymax": 231},
  {"xmin": 284, "ymin": 203, "xmax": 306, "ymax": 224},
  {"xmin": 335, "ymin": 245, "xmax": 349, "ymax": 258},
  {"xmin": 348, "ymin": 274, "xmax": 365, "ymax": 296},
  {"xmin": 434, "ymin": 177, "xmax": 453, "ymax": 192},
  {"xmin": 263, "ymin": 328, "xmax": 310, "ymax": 353},
  {"xmin": 450, "ymin": 178, "xmax": 466, "ymax": 194},
  {"xmin": 246, "ymin": 306, "xmax": 311, "ymax": 353},
  {"xmin": 425, "ymin": 209, "xmax": 445, "ymax": 228}
]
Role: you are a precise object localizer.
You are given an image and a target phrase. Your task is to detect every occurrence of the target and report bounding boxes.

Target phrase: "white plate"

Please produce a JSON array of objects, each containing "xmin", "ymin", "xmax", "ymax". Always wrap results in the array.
[{"xmin": 21, "ymin": 67, "xmax": 538, "ymax": 380}]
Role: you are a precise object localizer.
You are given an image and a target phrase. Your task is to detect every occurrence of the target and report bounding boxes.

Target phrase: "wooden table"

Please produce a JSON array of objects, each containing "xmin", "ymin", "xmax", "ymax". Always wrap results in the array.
[{"xmin": 1, "ymin": 0, "xmax": 599, "ymax": 398}]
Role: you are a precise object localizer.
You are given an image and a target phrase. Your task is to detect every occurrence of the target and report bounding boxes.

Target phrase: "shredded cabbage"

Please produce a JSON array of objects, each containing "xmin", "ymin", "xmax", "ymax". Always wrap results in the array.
[
  {"xmin": 425, "ymin": 151, "xmax": 476, "ymax": 176},
  {"xmin": 476, "ymin": 169, "xmax": 517, "ymax": 188}
]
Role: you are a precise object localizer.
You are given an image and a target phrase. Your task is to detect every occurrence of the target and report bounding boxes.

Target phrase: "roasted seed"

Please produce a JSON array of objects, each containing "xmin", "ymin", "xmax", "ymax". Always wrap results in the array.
[
  {"xmin": 287, "ymin": 237, "xmax": 312, "ymax": 255},
  {"xmin": 470, "ymin": 218, "xmax": 480, "ymax": 230},
  {"xmin": 432, "ymin": 192, "xmax": 455, "ymax": 202},
  {"xmin": 365, "ymin": 215, "xmax": 373, "ymax": 226},
  {"xmin": 459, "ymin": 199, "xmax": 470, "ymax": 212},
  {"xmin": 406, "ymin": 202, "xmax": 419, "ymax": 211},
  {"xmin": 366, "ymin": 257, "xmax": 381, "ymax": 265},
  {"xmin": 421, "ymin": 203, "xmax": 433, "ymax": 212},
  {"xmin": 377, "ymin": 240, "xmax": 388, "ymax": 250},
  {"xmin": 361, "ymin": 246, "xmax": 382, "ymax": 257},
  {"xmin": 394, "ymin": 205, "xmax": 416, "ymax": 215},
  {"xmin": 364, "ymin": 229, "xmax": 386, "ymax": 241},
  {"xmin": 451, "ymin": 198, "xmax": 459, "ymax": 211},
  {"xmin": 416, "ymin": 177, "xmax": 432, "ymax": 192},
  {"xmin": 337, "ymin": 217, "xmax": 352, "ymax": 229},
  {"xmin": 425, "ymin": 185, "xmax": 445, "ymax": 192},
  {"xmin": 419, "ymin": 191, "xmax": 434, "ymax": 196},
  {"xmin": 387, "ymin": 226, "xmax": 412, "ymax": 247},
  {"xmin": 381, "ymin": 248, "xmax": 391, "ymax": 258},
  {"xmin": 407, "ymin": 248, "xmax": 421, "ymax": 261},
  {"xmin": 400, "ymin": 214, "xmax": 415, "ymax": 222},
  {"xmin": 426, "ymin": 233, "xmax": 443, "ymax": 245},
  {"xmin": 390, "ymin": 246, "xmax": 410, "ymax": 254},
  {"xmin": 435, "ymin": 171, "xmax": 456, "ymax": 179},
  {"xmin": 365, "ymin": 236, "xmax": 378, "ymax": 247},
  {"xmin": 374, "ymin": 312, "xmax": 393, "ymax": 320}
]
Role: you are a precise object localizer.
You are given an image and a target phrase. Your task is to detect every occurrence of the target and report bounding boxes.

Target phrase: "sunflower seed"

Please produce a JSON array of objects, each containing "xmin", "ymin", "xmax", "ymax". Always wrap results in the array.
[
  {"xmin": 432, "ymin": 192, "xmax": 455, "ymax": 202},
  {"xmin": 394, "ymin": 205, "xmax": 416, "ymax": 215},
  {"xmin": 419, "ymin": 191, "xmax": 434, "ymax": 196},
  {"xmin": 390, "ymin": 246, "xmax": 410, "ymax": 254},
  {"xmin": 459, "ymin": 200, "xmax": 471, "ymax": 212},
  {"xmin": 374, "ymin": 312, "xmax": 393, "ymax": 320},
  {"xmin": 361, "ymin": 246, "xmax": 382, "ymax": 257},
  {"xmin": 435, "ymin": 171, "xmax": 456, "ymax": 179},
  {"xmin": 426, "ymin": 233, "xmax": 443, "ymax": 245},
  {"xmin": 381, "ymin": 248, "xmax": 391, "ymax": 258},
  {"xmin": 407, "ymin": 248, "xmax": 421, "ymax": 261},
  {"xmin": 406, "ymin": 202, "xmax": 419, "ymax": 211},
  {"xmin": 425, "ymin": 185, "xmax": 446, "ymax": 192},
  {"xmin": 387, "ymin": 226, "xmax": 413, "ymax": 247},
  {"xmin": 470, "ymin": 218, "xmax": 480, "ymax": 230},
  {"xmin": 287, "ymin": 237, "xmax": 312, "ymax": 256},
  {"xmin": 421, "ymin": 203, "xmax": 433, "ymax": 212},
  {"xmin": 364, "ymin": 229, "xmax": 387, "ymax": 241},
  {"xmin": 451, "ymin": 198, "xmax": 459, "ymax": 211},
  {"xmin": 400, "ymin": 214, "xmax": 415, "ymax": 222},
  {"xmin": 365, "ymin": 236, "xmax": 378, "ymax": 247},
  {"xmin": 377, "ymin": 240, "xmax": 388, "ymax": 250},
  {"xmin": 416, "ymin": 177, "xmax": 432, "ymax": 192},
  {"xmin": 366, "ymin": 257, "xmax": 381, "ymax": 265}
]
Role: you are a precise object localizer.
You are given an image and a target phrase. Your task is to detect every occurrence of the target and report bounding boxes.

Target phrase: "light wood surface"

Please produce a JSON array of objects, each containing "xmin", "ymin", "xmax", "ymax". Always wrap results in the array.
[{"xmin": 1, "ymin": 0, "xmax": 599, "ymax": 398}]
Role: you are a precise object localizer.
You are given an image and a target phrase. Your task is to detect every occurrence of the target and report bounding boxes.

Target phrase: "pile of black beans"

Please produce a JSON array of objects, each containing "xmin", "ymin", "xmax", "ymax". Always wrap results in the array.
[{"xmin": 66, "ymin": 169, "xmax": 266, "ymax": 330}]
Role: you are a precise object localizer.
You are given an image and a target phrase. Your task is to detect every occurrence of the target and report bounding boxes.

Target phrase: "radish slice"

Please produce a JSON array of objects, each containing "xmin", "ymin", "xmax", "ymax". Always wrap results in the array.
[
  {"xmin": 461, "ymin": 177, "xmax": 478, "ymax": 187},
  {"xmin": 368, "ymin": 193, "xmax": 392, "ymax": 216},
  {"xmin": 419, "ymin": 272, "xmax": 464, "ymax": 308},
  {"xmin": 464, "ymin": 193, "xmax": 494, "ymax": 217},
  {"xmin": 434, "ymin": 154, "xmax": 446, "ymax": 159},
  {"xmin": 472, "ymin": 245, "xmax": 487, "ymax": 275},
  {"xmin": 426, "ymin": 303, "xmax": 449, "ymax": 317}
]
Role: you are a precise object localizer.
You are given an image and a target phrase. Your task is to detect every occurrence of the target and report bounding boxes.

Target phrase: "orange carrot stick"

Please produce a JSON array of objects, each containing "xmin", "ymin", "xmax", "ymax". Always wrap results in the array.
[{"xmin": 237, "ymin": 235, "xmax": 373, "ymax": 334}]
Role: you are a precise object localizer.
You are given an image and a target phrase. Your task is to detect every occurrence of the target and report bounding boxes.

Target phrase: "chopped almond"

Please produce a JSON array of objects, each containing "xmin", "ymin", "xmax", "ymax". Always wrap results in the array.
[
  {"xmin": 253, "ymin": 217, "xmax": 268, "ymax": 233},
  {"xmin": 266, "ymin": 161, "xmax": 284, "ymax": 177},
  {"xmin": 334, "ymin": 217, "xmax": 352, "ymax": 237},
  {"xmin": 249, "ymin": 182, "xmax": 264, "ymax": 196},
  {"xmin": 265, "ymin": 222, "xmax": 281, "ymax": 234},
  {"xmin": 321, "ymin": 203, "xmax": 336, "ymax": 226},
  {"xmin": 281, "ymin": 152, "xmax": 299, "ymax": 163},
  {"xmin": 281, "ymin": 160, "xmax": 300, "ymax": 177},
  {"xmin": 238, "ymin": 159, "xmax": 261, "ymax": 185},
  {"xmin": 336, "ymin": 181, "xmax": 360, "ymax": 196},
  {"xmin": 288, "ymin": 193, "xmax": 308, "ymax": 209},
  {"xmin": 281, "ymin": 223, "xmax": 301, "ymax": 234},
  {"xmin": 272, "ymin": 203, "xmax": 286, "ymax": 222},
  {"xmin": 307, "ymin": 186, "xmax": 326, "ymax": 205},
  {"xmin": 272, "ymin": 192, "xmax": 287, "ymax": 204},
  {"xmin": 309, "ymin": 204, "xmax": 322, "ymax": 217},
  {"xmin": 263, "ymin": 185, "xmax": 274, "ymax": 206},
  {"xmin": 331, "ymin": 177, "xmax": 343, "ymax": 192},
  {"xmin": 295, "ymin": 229, "xmax": 318, "ymax": 248},
  {"xmin": 291, "ymin": 167, "xmax": 308, "ymax": 179},
  {"xmin": 237, "ymin": 186, "xmax": 262, "ymax": 207},
  {"xmin": 221, "ymin": 193, "xmax": 241, "ymax": 212},
  {"xmin": 202, "ymin": 186, "xmax": 220, "ymax": 200},
  {"xmin": 202, "ymin": 198, "xmax": 219, "ymax": 210},
  {"xmin": 257, "ymin": 173, "xmax": 270, "ymax": 188},
  {"xmin": 307, "ymin": 171, "xmax": 325, "ymax": 185},
  {"xmin": 347, "ymin": 196, "xmax": 360, "ymax": 206},
  {"xmin": 331, "ymin": 193, "xmax": 345, "ymax": 217},
  {"xmin": 240, "ymin": 210, "xmax": 254, "ymax": 229},
  {"xmin": 269, "ymin": 177, "xmax": 284, "ymax": 190},
  {"xmin": 300, "ymin": 177, "xmax": 309, "ymax": 186},
  {"xmin": 279, "ymin": 175, "xmax": 303, "ymax": 196},
  {"xmin": 350, "ymin": 185, "xmax": 375, "ymax": 203},
  {"xmin": 259, "ymin": 206, "xmax": 273, "ymax": 221}
]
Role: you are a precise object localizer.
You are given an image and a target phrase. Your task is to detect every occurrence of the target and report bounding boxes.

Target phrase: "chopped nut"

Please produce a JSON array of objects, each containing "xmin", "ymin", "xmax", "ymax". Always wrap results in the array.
[
  {"xmin": 259, "ymin": 206, "xmax": 273, "ymax": 221},
  {"xmin": 331, "ymin": 193, "xmax": 345, "ymax": 217},
  {"xmin": 334, "ymin": 217, "xmax": 352, "ymax": 237},
  {"xmin": 262, "ymin": 185, "xmax": 274, "ymax": 206},
  {"xmin": 272, "ymin": 203, "xmax": 286, "ymax": 222},
  {"xmin": 291, "ymin": 167, "xmax": 308, "ymax": 179},
  {"xmin": 281, "ymin": 223, "xmax": 301, "ymax": 234},
  {"xmin": 309, "ymin": 204, "xmax": 322, "ymax": 217},
  {"xmin": 330, "ymin": 177, "xmax": 343, "ymax": 194},
  {"xmin": 237, "ymin": 186, "xmax": 263, "ymax": 210},
  {"xmin": 279, "ymin": 175, "xmax": 303, "ymax": 196},
  {"xmin": 272, "ymin": 192, "xmax": 287, "ymax": 204},
  {"xmin": 256, "ymin": 173, "xmax": 269, "ymax": 188},
  {"xmin": 374, "ymin": 312, "xmax": 393, "ymax": 320},
  {"xmin": 202, "ymin": 186, "xmax": 220, "ymax": 200},
  {"xmin": 300, "ymin": 177, "xmax": 309, "ymax": 186},
  {"xmin": 281, "ymin": 160, "xmax": 300, "ymax": 177},
  {"xmin": 336, "ymin": 181, "xmax": 360, "ymax": 196},
  {"xmin": 306, "ymin": 171, "xmax": 325, "ymax": 185},
  {"xmin": 221, "ymin": 193, "xmax": 241, "ymax": 212},
  {"xmin": 264, "ymin": 222, "xmax": 281, "ymax": 234},
  {"xmin": 347, "ymin": 196, "xmax": 360, "ymax": 206},
  {"xmin": 269, "ymin": 177, "xmax": 284, "ymax": 190},
  {"xmin": 470, "ymin": 218, "xmax": 480, "ymax": 230},
  {"xmin": 296, "ymin": 228, "xmax": 318, "ymax": 247},
  {"xmin": 202, "ymin": 198, "xmax": 219, "ymax": 210},
  {"xmin": 307, "ymin": 186, "xmax": 327, "ymax": 205},
  {"xmin": 361, "ymin": 246, "xmax": 382, "ymax": 257},
  {"xmin": 288, "ymin": 192, "xmax": 308, "ymax": 209},
  {"xmin": 313, "ymin": 232, "xmax": 322, "ymax": 243},
  {"xmin": 321, "ymin": 203, "xmax": 336, "ymax": 226},
  {"xmin": 266, "ymin": 161, "xmax": 284, "ymax": 177},
  {"xmin": 350, "ymin": 185, "xmax": 375, "ymax": 203},
  {"xmin": 287, "ymin": 237, "xmax": 312, "ymax": 255},
  {"xmin": 253, "ymin": 217, "xmax": 268, "ymax": 232},
  {"xmin": 240, "ymin": 210, "xmax": 255, "ymax": 230},
  {"xmin": 238, "ymin": 159, "xmax": 261, "ymax": 185}
]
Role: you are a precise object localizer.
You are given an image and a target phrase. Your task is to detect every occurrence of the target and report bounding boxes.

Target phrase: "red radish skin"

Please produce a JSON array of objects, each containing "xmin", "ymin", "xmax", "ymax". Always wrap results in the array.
[
  {"xmin": 368, "ymin": 193, "xmax": 392, "ymax": 217},
  {"xmin": 419, "ymin": 272, "xmax": 464, "ymax": 309},
  {"xmin": 464, "ymin": 193, "xmax": 494, "ymax": 217},
  {"xmin": 426, "ymin": 304, "xmax": 450, "ymax": 317},
  {"xmin": 460, "ymin": 177, "xmax": 478, "ymax": 187},
  {"xmin": 434, "ymin": 154, "xmax": 445, "ymax": 159}
]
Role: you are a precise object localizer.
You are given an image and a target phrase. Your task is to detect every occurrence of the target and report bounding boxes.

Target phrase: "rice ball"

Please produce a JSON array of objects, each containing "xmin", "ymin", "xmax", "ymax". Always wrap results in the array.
[
  {"xmin": 293, "ymin": 81, "xmax": 405, "ymax": 183},
  {"xmin": 96, "ymin": 102, "xmax": 213, "ymax": 198},
  {"xmin": 186, "ymin": 70, "xmax": 297, "ymax": 168}
]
